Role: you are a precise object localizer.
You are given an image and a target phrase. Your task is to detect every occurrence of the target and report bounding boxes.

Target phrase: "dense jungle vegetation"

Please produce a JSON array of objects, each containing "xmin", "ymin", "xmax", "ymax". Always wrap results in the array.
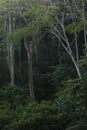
[{"xmin": 0, "ymin": 0, "xmax": 87, "ymax": 130}]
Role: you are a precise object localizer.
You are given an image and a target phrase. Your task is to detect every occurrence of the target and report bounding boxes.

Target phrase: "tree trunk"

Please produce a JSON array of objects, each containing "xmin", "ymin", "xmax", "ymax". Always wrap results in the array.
[
  {"xmin": 24, "ymin": 39, "xmax": 35, "ymax": 99},
  {"xmin": 10, "ymin": 43, "xmax": 14, "ymax": 85},
  {"xmin": 28, "ymin": 46, "xmax": 35, "ymax": 99},
  {"xmin": 82, "ymin": 0, "xmax": 87, "ymax": 56},
  {"xmin": 61, "ymin": 39, "xmax": 81, "ymax": 79},
  {"xmin": 18, "ymin": 45, "xmax": 22, "ymax": 83},
  {"xmin": 69, "ymin": 52, "xmax": 81, "ymax": 79},
  {"xmin": 50, "ymin": 29, "xmax": 81, "ymax": 78},
  {"xmin": 8, "ymin": 14, "xmax": 15, "ymax": 85}
]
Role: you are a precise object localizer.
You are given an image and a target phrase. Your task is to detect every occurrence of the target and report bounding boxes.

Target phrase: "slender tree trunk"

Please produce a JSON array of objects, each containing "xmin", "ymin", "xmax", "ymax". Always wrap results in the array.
[
  {"xmin": 28, "ymin": 46, "xmax": 35, "ymax": 99},
  {"xmin": 7, "ymin": 42, "xmax": 10, "ymax": 65},
  {"xmin": 83, "ymin": 24, "xmax": 87, "ymax": 56},
  {"xmin": 24, "ymin": 39, "xmax": 35, "ymax": 99},
  {"xmin": 61, "ymin": 39, "xmax": 81, "ymax": 79},
  {"xmin": 50, "ymin": 30, "xmax": 81, "ymax": 78},
  {"xmin": 48, "ymin": 8, "xmax": 81, "ymax": 78},
  {"xmin": 19, "ymin": 45, "xmax": 22, "ymax": 82},
  {"xmin": 10, "ymin": 43, "xmax": 14, "ymax": 85},
  {"xmin": 8, "ymin": 14, "xmax": 15, "ymax": 85},
  {"xmin": 82, "ymin": 0, "xmax": 87, "ymax": 55},
  {"xmin": 69, "ymin": 52, "xmax": 81, "ymax": 78}
]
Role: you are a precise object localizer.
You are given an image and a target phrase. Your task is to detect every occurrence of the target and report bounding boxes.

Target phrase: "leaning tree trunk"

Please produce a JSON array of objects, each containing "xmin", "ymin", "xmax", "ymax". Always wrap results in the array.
[
  {"xmin": 50, "ymin": 28, "xmax": 81, "ymax": 79},
  {"xmin": 24, "ymin": 39, "xmax": 35, "ymax": 99},
  {"xmin": 60, "ymin": 37, "xmax": 81, "ymax": 79},
  {"xmin": 69, "ymin": 51, "xmax": 81, "ymax": 78}
]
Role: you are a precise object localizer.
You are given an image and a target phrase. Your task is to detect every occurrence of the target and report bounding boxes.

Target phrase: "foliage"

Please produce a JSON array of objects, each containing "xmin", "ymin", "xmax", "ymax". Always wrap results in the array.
[
  {"xmin": 0, "ymin": 72, "xmax": 87, "ymax": 130},
  {"xmin": 0, "ymin": 84, "xmax": 30, "ymax": 107},
  {"xmin": 6, "ymin": 2, "xmax": 57, "ymax": 44},
  {"xmin": 10, "ymin": 101, "xmax": 67, "ymax": 130},
  {"xmin": 55, "ymin": 76, "xmax": 87, "ymax": 130},
  {"xmin": 51, "ymin": 64, "xmax": 70, "ymax": 88},
  {"xmin": 0, "ymin": 81, "xmax": 69, "ymax": 130},
  {"xmin": 66, "ymin": 21, "xmax": 84, "ymax": 34},
  {"xmin": 0, "ymin": 0, "xmax": 87, "ymax": 130},
  {"xmin": 0, "ymin": 102, "xmax": 12, "ymax": 130}
]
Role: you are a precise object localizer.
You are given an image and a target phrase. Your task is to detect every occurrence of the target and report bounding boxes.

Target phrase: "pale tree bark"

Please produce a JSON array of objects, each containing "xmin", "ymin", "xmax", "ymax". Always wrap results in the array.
[
  {"xmin": 47, "ymin": 0, "xmax": 81, "ymax": 78},
  {"xmin": 72, "ymin": 2, "xmax": 79, "ymax": 62},
  {"xmin": 47, "ymin": 4, "xmax": 81, "ymax": 78},
  {"xmin": 23, "ymin": 35, "xmax": 43, "ymax": 99},
  {"xmin": 46, "ymin": 0, "xmax": 86, "ymax": 78},
  {"xmin": 24, "ymin": 38, "xmax": 35, "ymax": 100},
  {"xmin": 8, "ymin": 14, "xmax": 15, "ymax": 85},
  {"xmin": 18, "ymin": 45, "xmax": 22, "ymax": 80},
  {"xmin": 1, "ymin": 0, "xmax": 16, "ymax": 85},
  {"xmin": 82, "ymin": 0, "xmax": 87, "ymax": 55},
  {"xmin": 9, "ymin": 41, "xmax": 14, "ymax": 85},
  {"xmin": 49, "ymin": 26, "xmax": 81, "ymax": 78},
  {"xmin": 63, "ymin": 0, "xmax": 79, "ymax": 62},
  {"xmin": 69, "ymin": 0, "xmax": 87, "ymax": 55}
]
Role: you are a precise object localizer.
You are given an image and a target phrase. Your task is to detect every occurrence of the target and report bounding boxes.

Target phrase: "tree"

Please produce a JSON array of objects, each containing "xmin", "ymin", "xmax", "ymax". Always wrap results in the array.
[
  {"xmin": 45, "ymin": 0, "xmax": 82, "ymax": 78},
  {"xmin": 0, "ymin": 0, "xmax": 19, "ymax": 85},
  {"xmin": 7, "ymin": 1, "xmax": 48, "ymax": 99}
]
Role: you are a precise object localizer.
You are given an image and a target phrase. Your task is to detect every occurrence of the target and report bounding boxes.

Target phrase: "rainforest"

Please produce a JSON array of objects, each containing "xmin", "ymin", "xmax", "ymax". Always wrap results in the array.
[{"xmin": 0, "ymin": 0, "xmax": 87, "ymax": 130}]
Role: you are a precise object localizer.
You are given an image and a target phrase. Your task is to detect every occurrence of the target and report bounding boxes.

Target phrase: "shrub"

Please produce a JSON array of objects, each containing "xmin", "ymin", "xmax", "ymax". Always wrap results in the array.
[{"xmin": 10, "ymin": 101, "xmax": 67, "ymax": 130}]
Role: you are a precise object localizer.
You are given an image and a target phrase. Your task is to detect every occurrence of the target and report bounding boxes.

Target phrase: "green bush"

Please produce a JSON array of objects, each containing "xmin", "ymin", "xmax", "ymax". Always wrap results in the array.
[
  {"xmin": 10, "ymin": 101, "xmax": 67, "ymax": 130},
  {"xmin": 0, "ymin": 85, "xmax": 68, "ymax": 130},
  {"xmin": 0, "ymin": 84, "xmax": 30, "ymax": 107},
  {"xmin": 0, "ymin": 102, "xmax": 13, "ymax": 130},
  {"xmin": 55, "ymin": 77, "xmax": 87, "ymax": 130}
]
